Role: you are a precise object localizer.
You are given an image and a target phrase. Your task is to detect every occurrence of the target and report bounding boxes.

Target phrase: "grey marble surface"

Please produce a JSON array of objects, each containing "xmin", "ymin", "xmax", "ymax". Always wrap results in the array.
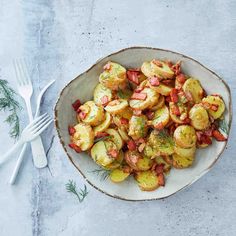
[{"xmin": 0, "ymin": 0, "xmax": 235, "ymax": 235}]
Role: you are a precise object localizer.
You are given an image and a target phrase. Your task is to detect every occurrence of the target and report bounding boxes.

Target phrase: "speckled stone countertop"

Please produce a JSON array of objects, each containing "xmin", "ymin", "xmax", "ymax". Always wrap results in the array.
[{"xmin": 0, "ymin": 0, "xmax": 235, "ymax": 235}]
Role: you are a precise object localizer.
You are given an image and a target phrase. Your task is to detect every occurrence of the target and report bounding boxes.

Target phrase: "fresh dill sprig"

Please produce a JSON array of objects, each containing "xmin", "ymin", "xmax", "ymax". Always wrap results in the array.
[
  {"xmin": 0, "ymin": 79, "xmax": 21, "ymax": 139},
  {"xmin": 90, "ymin": 168, "xmax": 111, "ymax": 181},
  {"xmin": 157, "ymin": 129, "xmax": 174, "ymax": 145},
  {"xmin": 65, "ymin": 180, "xmax": 89, "ymax": 203},
  {"xmin": 219, "ymin": 119, "xmax": 229, "ymax": 135}
]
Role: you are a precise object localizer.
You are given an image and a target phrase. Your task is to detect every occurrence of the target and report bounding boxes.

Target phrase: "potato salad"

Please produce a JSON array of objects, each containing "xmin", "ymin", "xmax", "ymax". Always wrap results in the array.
[{"xmin": 68, "ymin": 60, "xmax": 227, "ymax": 191}]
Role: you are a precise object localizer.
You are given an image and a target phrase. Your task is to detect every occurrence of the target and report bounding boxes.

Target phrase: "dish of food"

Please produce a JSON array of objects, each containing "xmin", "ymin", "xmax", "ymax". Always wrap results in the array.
[
  {"xmin": 55, "ymin": 47, "xmax": 231, "ymax": 200},
  {"xmin": 67, "ymin": 59, "xmax": 228, "ymax": 192}
]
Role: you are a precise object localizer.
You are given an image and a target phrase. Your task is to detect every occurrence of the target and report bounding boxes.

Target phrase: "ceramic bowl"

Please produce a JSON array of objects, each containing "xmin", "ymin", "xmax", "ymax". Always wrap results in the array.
[{"xmin": 54, "ymin": 47, "xmax": 232, "ymax": 201}]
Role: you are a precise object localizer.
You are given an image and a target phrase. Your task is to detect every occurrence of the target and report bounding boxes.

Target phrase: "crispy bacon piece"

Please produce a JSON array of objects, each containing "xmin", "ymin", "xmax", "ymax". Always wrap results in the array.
[
  {"xmin": 68, "ymin": 143, "xmax": 82, "ymax": 153},
  {"xmin": 166, "ymin": 60, "xmax": 173, "ymax": 68},
  {"xmin": 100, "ymin": 95, "xmax": 109, "ymax": 106},
  {"xmin": 123, "ymin": 165, "xmax": 132, "ymax": 173},
  {"xmin": 95, "ymin": 132, "xmax": 109, "ymax": 138},
  {"xmin": 108, "ymin": 149, "xmax": 119, "ymax": 158},
  {"xmin": 184, "ymin": 91, "xmax": 193, "ymax": 102},
  {"xmin": 120, "ymin": 117, "xmax": 129, "ymax": 125},
  {"xmin": 127, "ymin": 70, "xmax": 140, "ymax": 85},
  {"xmin": 155, "ymin": 122, "xmax": 164, "ymax": 130},
  {"xmin": 172, "ymin": 61, "xmax": 181, "ymax": 75},
  {"xmin": 78, "ymin": 111, "xmax": 87, "ymax": 120},
  {"xmin": 161, "ymin": 79, "xmax": 173, "ymax": 86},
  {"xmin": 196, "ymin": 131, "xmax": 212, "ymax": 145},
  {"xmin": 155, "ymin": 164, "xmax": 164, "ymax": 174},
  {"xmin": 210, "ymin": 104, "xmax": 219, "ymax": 111},
  {"xmin": 165, "ymin": 96, "xmax": 171, "ymax": 103},
  {"xmin": 158, "ymin": 173, "xmax": 165, "ymax": 186},
  {"xmin": 103, "ymin": 62, "xmax": 111, "ymax": 70},
  {"xmin": 134, "ymin": 86, "xmax": 143, "ymax": 93},
  {"xmin": 133, "ymin": 109, "xmax": 142, "ymax": 116},
  {"xmin": 138, "ymin": 143, "xmax": 146, "ymax": 153},
  {"xmin": 170, "ymin": 88, "xmax": 179, "ymax": 103},
  {"xmin": 212, "ymin": 130, "xmax": 227, "ymax": 141},
  {"xmin": 171, "ymin": 104, "xmax": 181, "ymax": 116},
  {"xmin": 128, "ymin": 68, "xmax": 141, "ymax": 72},
  {"xmin": 153, "ymin": 60, "xmax": 163, "ymax": 67},
  {"xmin": 72, "ymin": 99, "xmax": 81, "ymax": 111},
  {"xmin": 127, "ymin": 140, "xmax": 136, "ymax": 151},
  {"xmin": 135, "ymin": 138, "xmax": 145, "ymax": 144},
  {"xmin": 149, "ymin": 76, "xmax": 160, "ymax": 86},
  {"xmin": 145, "ymin": 110, "xmax": 154, "ymax": 120},
  {"xmin": 68, "ymin": 126, "xmax": 76, "ymax": 135},
  {"xmin": 131, "ymin": 92, "xmax": 147, "ymax": 100},
  {"xmin": 176, "ymin": 73, "xmax": 186, "ymax": 84}
]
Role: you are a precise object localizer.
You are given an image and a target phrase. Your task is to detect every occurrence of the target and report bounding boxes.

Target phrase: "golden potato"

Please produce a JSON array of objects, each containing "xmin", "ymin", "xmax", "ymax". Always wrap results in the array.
[
  {"xmin": 173, "ymin": 125, "xmax": 197, "ymax": 148},
  {"xmin": 79, "ymin": 101, "xmax": 104, "ymax": 126},
  {"xmin": 174, "ymin": 145, "xmax": 196, "ymax": 158},
  {"xmin": 128, "ymin": 115, "xmax": 148, "ymax": 140},
  {"xmin": 93, "ymin": 83, "xmax": 112, "ymax": 106},
  {"xmin": 202, "ymin": 95, "xmax": 225, "ymax": 119},
  {"xmin": 105, "ymin": 99, "xmax": 128, "ymax": 114},
  {"xmin": 141, "ymin": 61, "xmax": 155, "ymax": 78},
  {"xmin": 169, "ymin": 102, "xmax": 188, "ymax": 124},
  {"xmin": 150, "ymin": 95, "xmax": 165, "ymax": 111},
  {"xmin": 93, "ymin": 112, "xmax": 111, "ymax": 136},
  {"xmin": 106, "ymin": 128, "xmax": 123, "ymax": 150},
  {"xmin": 110, "ymin": 168, "xmax": 130, "ymax": 183},
  {"xmin": 106, "ymin": 150, "xmax": 124, "ymax": 170},
  {"xmin": 99, "ymin": 62, "xmax": 127, "ymax": 90},
  {"xmin": 135, "ymin": 171, "xmax": 160, "ymax": 191},
  {"xmin": 172, "ymin": 153, "xmax": 194, "ymax": 169},
  {"xmin": 182, "ymin": 78, "xmax": 204, "ymax": 103},
  {"xmin": 129, "ymin": 87, "xmax": 159, "ymax": 110},
  {"xmin": 118, "ymin": 128, "xmax": 130, "ymax": 142},
  {"xmin": 189, "ymin": 104, "xmax": 210, "ymax": 130},
  {"xmin": 150, "ymin": 60, "xmax": 174, "ymax": 79},
  {"xmin": 149, "ymin": 82, "xmax": 172, "ymax": 96},
  {"xmin": 72, "ymin": 123, "xmax": 94, "ymax": 151},
  {"xmin": 152, "ymin": 105, "xmax": 170, "ymax": 129}
]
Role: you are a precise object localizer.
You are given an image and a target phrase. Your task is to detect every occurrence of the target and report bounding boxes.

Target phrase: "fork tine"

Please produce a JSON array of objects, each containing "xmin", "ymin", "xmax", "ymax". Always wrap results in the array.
[
  {"xmin": 27, "ymin": 113, "xmax": 48, "ymax": 129},
  {"xmin": 21, "ymin": 58, "xmax": 32, "ymax": 85},
  {"xmin": 15, "ymin": 59, "xmax": 27, "ymax": 85},
  {"xmin": 31, "ymin": 117, "xmax": 52, "ymax": 133},
  {"xmin": 18, "ymin": 59, "xmax": 29, "ymax": 85},
  {"xmin": 33, "ymin": 119, "xmax": 53, "ymax": 137},
  {"xmin": 13, "ymin": 59, "xmax": 23, "ymax": 86}
]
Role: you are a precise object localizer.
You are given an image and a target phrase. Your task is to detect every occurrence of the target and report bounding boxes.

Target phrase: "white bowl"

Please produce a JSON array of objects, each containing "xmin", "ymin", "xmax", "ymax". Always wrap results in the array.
[{"xmin": 54, "ymin": 47, "xmax": 232, "ymax": 201}]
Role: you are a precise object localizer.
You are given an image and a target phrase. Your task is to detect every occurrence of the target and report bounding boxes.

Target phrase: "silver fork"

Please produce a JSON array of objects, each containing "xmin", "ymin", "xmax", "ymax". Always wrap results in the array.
[
  {"xmin": 0, "ymin": 113, "xmax": 52, "ymax": 165},
  {"xmin": 14, "ymin": 59, "xmax": 48, "ymax": 168}
]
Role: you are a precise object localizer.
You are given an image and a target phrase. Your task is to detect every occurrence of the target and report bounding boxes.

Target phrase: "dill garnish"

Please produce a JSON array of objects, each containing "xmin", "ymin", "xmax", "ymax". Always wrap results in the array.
[
  {"xmin": 65, "ymin": 180, "xmax": 89, "ymax": 203},
  {"xmin": 219, "ymin": 119, "xmax": 229, "ymax": 135},
  {"xmin": 0, "ymin": 79, "xmax": 21, "ymax": 139},
  {"xmin": 90, "ymin": 167, "xmax": 111, "ymax": 181},
  {"xmin": 157, "ymin": 129, "xmax": 174, "ymax": 145}
]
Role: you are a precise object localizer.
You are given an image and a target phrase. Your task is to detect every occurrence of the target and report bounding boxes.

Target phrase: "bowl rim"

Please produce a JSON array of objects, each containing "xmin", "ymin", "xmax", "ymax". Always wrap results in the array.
[{"xmin": 54, "ymin": 46, "xmax": 232, "ymax": 201}]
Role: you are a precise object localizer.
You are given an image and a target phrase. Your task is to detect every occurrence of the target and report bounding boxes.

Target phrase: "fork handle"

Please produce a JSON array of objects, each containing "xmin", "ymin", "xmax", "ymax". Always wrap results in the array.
[{"xmin": 30, "ymin": 135, "xmax": 47, "ymax": 168}]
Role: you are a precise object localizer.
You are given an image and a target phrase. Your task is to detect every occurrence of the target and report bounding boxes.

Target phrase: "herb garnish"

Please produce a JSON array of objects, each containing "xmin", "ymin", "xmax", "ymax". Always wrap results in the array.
[
  {"xmin": 91, "ymin": 168, "xmax": 111, "ymax": 181},
  {"xmin": 0, "ymin": 79, "xmax": 21, "ymax": 139},
  {"xmin": 219, "ymin": 119, "xmax": 229, "ymax": 135},
  {"xmin": 66, "ymin": 180, "xmax": 89, "ymax": 203}
]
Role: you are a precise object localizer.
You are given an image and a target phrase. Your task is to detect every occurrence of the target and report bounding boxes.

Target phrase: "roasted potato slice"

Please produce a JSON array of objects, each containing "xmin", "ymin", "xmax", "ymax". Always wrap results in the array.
[
  {"xmin": 105, "ymin": 99, "xmax": 128, "ymax": 114},
  {"xmin": 169, "ymin": 102, "xmax": 188, "ymax": 124},
  {"xmin": 149, "ymin": 82, "xmax": 172, "ymax": 96},
  {"xmin": 202, "ymin": 95, "xmax": 225, "ymax": 119},
  {"xmin": 79, "ymin": 101, "xmax": 104, "ymax": 126},
  {"xmin": 150, "ymin": 59, "xmax": 174, "ymax": 79},
  {"xmin": 150, "ymin": 95, "xmax": 165, "ymax": 111},
  {"xmin": 99, "ymin": 62, "xmax": 127, "ymax": 90},
  {"xmin": 174, "ymin": 125, "xmax": 197, "ymax": 148},
  {"xmin": 128, "ymin": 115, "xmax": 148, "ymax": 140},
  {"xmin": 174, "ymin": 145, "xmax": 196, "ymax": 158},
  {"xmin": 129, "ymin": 87, "xmax": 159, "ymax": 110},
  {"xmin": 141, "ymin": 61, "xmax": 155, "ymax": 78},
  {"xmin": 183, "ymin": 78, "xmax": 204, "ymax": 103},
  {"xmin": 93, "ymin": 112, "xmax": 111, "ymax": 136},
  {"xmin": 172, "ymin": 153, "xmax": 194, "ymax": 169},
  {"xmin": 152, "ymin": 105, "xmax": 169, "ymax": 129},
  {"xmin": 135, "ymin": 171, "xmax": 160, "ymax": 191},
  {"xmin": 110, "ymin": 168, "xmax": 130, "ymax": 183},
  {"xmin": 91, "ymin": 140, "xmax": 117, "ymax": 167},
  {"xmin": 106, "ymin": 150, "xmax": 124, "ymax": 170},
  {"xmin": 118, "ymin": 128, "xmax": 130, "ymax": 142},
  {"xmin": 155, "ymin": 156, "xmax": 171, "ymax": 173},
  {"xmin": 189, "ymin": 104, "xmax": 209, "ymax": 130},
  {"xmin": 94, "ymin": 83, "xmax": 112, "ymax": 106},
  {"xmin": 106, "ymin": 128, "xmax": 123, "ymax": 150},
  {"xmin": 72, "ymin": 123, "xmax": 94, "ymax": 151}
]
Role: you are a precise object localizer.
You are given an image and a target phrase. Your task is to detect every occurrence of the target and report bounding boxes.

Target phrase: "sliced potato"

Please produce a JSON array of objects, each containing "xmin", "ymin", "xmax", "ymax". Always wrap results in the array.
[
  {"xmin": 135, "ymin": 171, "xmax": 160, "ymax": 191},
  {"xmin": 93, "ymin": 112, "xmax": 111, "ymax": 136},
  {"xmin": 155, "ymin": 156, "xmax": 171, "ymax": 173},
  {"xmin": 106, "ymin": 150, "xmax": 124, "ymax": 170},
  {"xmin": 105, "ymin": 99, "xmax": 128, "ymax": 114},
  {"xmin": 183, "ymin": 78, "xmax": 204, "ymax": 103},
  {"xmin": 128, "ymin": 115, "xmax": 148, "ymax": 140},
  {"xmin": 79, "ymin": 101, "xmax": 104, "ymax": 126},
  {"xmin": 116, "ymin": 88, "xmax": 133, "ymax": 100},
  {"xmin": 99, "ymin": 62, "xmax": 127, "ymax": 90},
  {"xmin": 169, "ymin": 102, "xmax": 188, "ymax": 124},
  {"xmin": 150, "ymin": 95, "xmax": 165, "ymax": 111},
  {"xmin": 106, "ymin": 128, "xmax": 123, "ymax": 150},
  {"xmin": 174, "ymin": 125, "xmax": 197, "ymax": 148},
  {"xmin": 93, "ymin": 83, "xmax": 112, "ymax": 106},
  {"xmin": 189, "ymin": 104, "xmax": 209, "ymax": 130},
  {"xmin": 129, "ymin": 87, "xmax": 159, "ymax": 110},
  {"xmin": 152, "ymin": 105, "xmax": 169, "ymax": 129},
  {"xmin": 149, "ymin": 82, "xmax": 172, "ymax": 96},
  {"xmin": 91, "ymin": 140, "xmax": 117, "ymax": 167},
  {"xmin": 202, "ymin": 95, "xmax": 225, "ymax": 119},
  {"xmin": 150, "ymin": 60, "xmax": 174, "ymax": 79},
  {"xmin": 118, "ymin": 128, "xmax": 130, "ymax": 141},
  {"xmin": 110, "ymin": 168, "xmax": 130, "ymax": 183},
  {"xmin": 72, "ymin": 123, "xmax": 94, "ymax": 151},
  {"xmin": 174, "ymin": 145, "xmax": 196, "ymax": 158},
  {"xmin": 172, "ymin": 153, "xmax": 194, "ymax": 169},
  {"xmin": 141, "ymin": 61, "xmax": 155, "ymax": 78}
]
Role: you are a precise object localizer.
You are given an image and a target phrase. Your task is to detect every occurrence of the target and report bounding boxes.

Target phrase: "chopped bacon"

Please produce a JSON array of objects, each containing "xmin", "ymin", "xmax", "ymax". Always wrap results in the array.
[
  {"xmin": 212, "ymin": 130, "xmax": 227, "ymax": 141},
  {"xmin": 138, "ymin": 143, "xmax": 146, "ymax": 152},
  {"xmin": 100, "ymin": 95, "xmax": 109, "ymax": 106},
  {"xmin": 170, "ymin": 88, "xmax": 179, "ymax": 103},
  {"xmin": 134, "ymin": 87, "xmax": 143, "ymax": 93},
  {"xmin": 127, "ymin": 140, "xmax": 136, "ymax": 151},
  {"xmin": 123, "ymin": 166, "xmax": 132, "ymax": 173},
  {"xmin": 72, "ymin": 99, "xmax": 81, "ymax": 111},
  {"xmin": 169, "ymin": 124, "xmax": 176, "ymax": 134},
  {"xmin": 149, "ymin": 76, "xmax": 160, "ymax": 86},
  {"xmin": 155, "ymin": 164, "xmax": 164, "ymax": 174},
  {"xmin": 172, "ymin": 61, "xmax": 181, "ymax": 75},
  {"xmin": 153, "ymin": 60, "xmax": 163, "ymax": 67},
  {"xmin": 204, "ymin": 127, "xmax": 213, "ymax": 136},
  {"xmin": 120, "ymin": 117, "xmax": 129, "ymax": 125},
  {"xmin": 176, "ymin": 73, "xmax": 186, "ymax": 84},
  {"xmin": 146, "ymin": 110, "xmax": 154, "ymax": 120},
  {"xmin": 210, "ymin": 104, "xmax": 219, "ymax": 111},
  {"xmin": 155, "ymin": 122, "xmax": 164, "ymax": 130},
  {"xmin": 108, "ymin": 149, "xmax": 119, "ymax": 158},
  {"xmin": 78, "ymin": 111, "xmax": 87, "ymax": 120},
  {"xmin": 171, "ymin": 104, "xmax": 181, "ymax": 116},
  {"xmin": 68, "ymin": 126, "xmax": 76, "ymax": 135},
  {"xmin": 180, "ymin": 113, "xmax": 188, "ymax": 121},
  {"xmin": 165, "ymin": 96, "xmax": 171, "ymax": 103},
  {"xmin": 196, "ymin": 131, "xmax": 203, "ymax": 140},
  {"xmin": 184, "ymin": 91, "xmax": 193, "ymax": 102},
  {"xmin": 131, "ymin": 92, "xmax": 147, "ymax": 100},
  {"xmin": 162, "ymin": 79, "xmax": 173, "ymax": 86},
  {"xmin": 69, "ymin": 143, "xmax": 82, "ymax": 153},
  {"xmin": 95, "ymin": 132, "xmax": 109, "ymax": 138},
  {"xmin": 128, "ymin": 68, "xmax": 141, "ymax": 72},
  {"xmin": 133, "ymin": 109, "xmax": 142, "ymax": 116},
  {"xmin": 196, "ymin": 131, "xmax": 212, "ymax": 145},
  {"xmin": 158, "ymin": 173, "xmax": 165, "ymax": 186},
  {"xmin": 135, "ymin": 138, "xmax": 145, "ymax": 144},
  {"xmin": 127, "ymin": 70, "xmax": 140, "ymax": 85},
  {"xmin": 201, "ymin": 89, "xmax": 207, "ymax": 98},
  {"xmin": 103, "ymin": 62, "xmax": 111, "ymax": 70},
  {"xmin": 166, "ymin": 60, "xmax": 173, "ymax": 68},
  {"xmin": 182, "ymin": 117, "xmax": 191, "ymax": 124}
]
